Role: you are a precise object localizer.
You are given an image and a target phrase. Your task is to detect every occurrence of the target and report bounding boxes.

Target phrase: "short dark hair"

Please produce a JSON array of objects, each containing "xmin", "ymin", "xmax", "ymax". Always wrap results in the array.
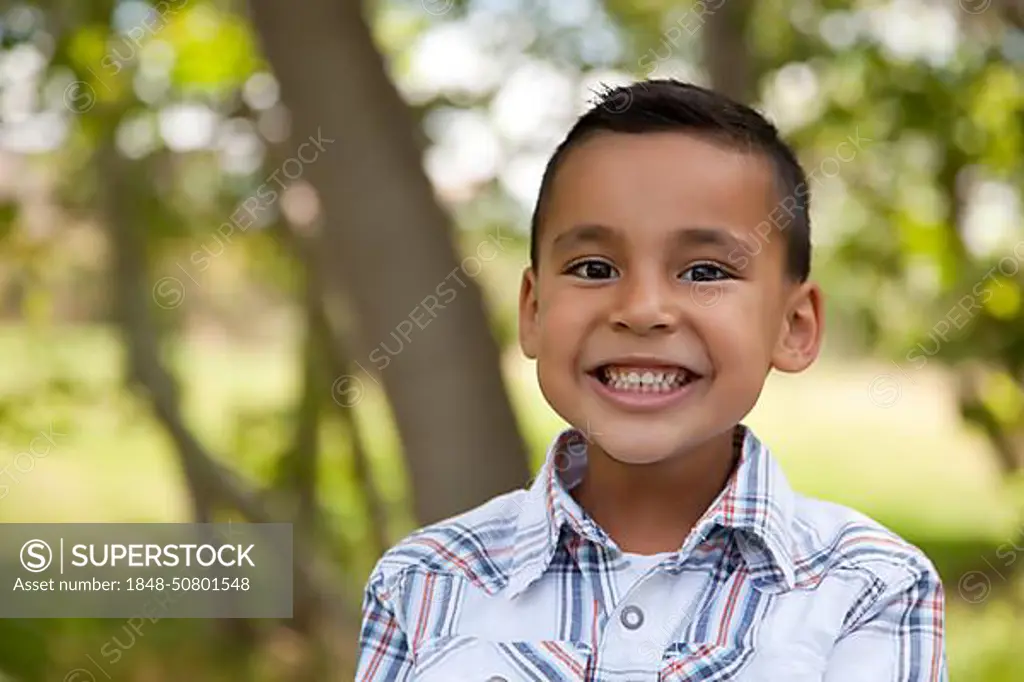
[{"xmin": 529, "ymin": 79, "xmax": 811, "ymax": 282}]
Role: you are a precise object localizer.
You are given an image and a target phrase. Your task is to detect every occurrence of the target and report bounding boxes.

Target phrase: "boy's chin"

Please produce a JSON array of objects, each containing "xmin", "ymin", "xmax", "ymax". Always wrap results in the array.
[{"xmin": 593, "ymin": 429, "xmax": 703, "ymax": 466}]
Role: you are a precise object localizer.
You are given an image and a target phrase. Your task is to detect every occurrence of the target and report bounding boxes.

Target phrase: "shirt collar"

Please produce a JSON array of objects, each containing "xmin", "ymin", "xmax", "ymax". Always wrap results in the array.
[{"xmin": 506, "ymin": 424, "xmax": 798, "ymax": 598}]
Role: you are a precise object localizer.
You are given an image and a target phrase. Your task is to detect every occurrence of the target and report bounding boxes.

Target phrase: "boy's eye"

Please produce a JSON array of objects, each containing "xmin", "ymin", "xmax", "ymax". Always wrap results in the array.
[
  {"xmin": 566, "ymin": 259, "xmax": 618, "ymax": 280},
  {"xmin": 680, "ymin": 262, "xmax": 732, "ymax": 282}
]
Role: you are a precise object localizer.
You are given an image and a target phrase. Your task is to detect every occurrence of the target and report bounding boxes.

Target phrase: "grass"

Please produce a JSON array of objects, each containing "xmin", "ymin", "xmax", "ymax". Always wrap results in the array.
[{"xmin": 0, "ymin": 323, "xmax": 1020, "ymax": 681}]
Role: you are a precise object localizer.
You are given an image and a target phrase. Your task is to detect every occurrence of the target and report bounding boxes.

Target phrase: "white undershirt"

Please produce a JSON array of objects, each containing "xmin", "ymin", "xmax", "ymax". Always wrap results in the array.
[{"xmin": 616, "ymin": 551, "xmax": 675, "ymax": 597}]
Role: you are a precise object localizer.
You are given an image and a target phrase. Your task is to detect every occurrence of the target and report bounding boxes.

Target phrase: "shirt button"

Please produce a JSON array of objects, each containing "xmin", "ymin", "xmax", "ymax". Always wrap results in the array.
[
  {"xmin": 486, "ymin": 677, "xmax": 508, "ymax": 682},
  {"xmin": 620, "ymin": 604, "xmax": 645, "ymax": 630}
]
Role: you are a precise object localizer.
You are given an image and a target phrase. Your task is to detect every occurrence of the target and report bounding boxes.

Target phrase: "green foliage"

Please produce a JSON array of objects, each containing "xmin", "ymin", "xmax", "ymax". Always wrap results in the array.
[
  {"xmin": 164, "ymin": 7, "xmax": 262, "ymax": 93},
  {"xmin": 0, "ymin": 620, "xmax": 54, "ymax": 682}
]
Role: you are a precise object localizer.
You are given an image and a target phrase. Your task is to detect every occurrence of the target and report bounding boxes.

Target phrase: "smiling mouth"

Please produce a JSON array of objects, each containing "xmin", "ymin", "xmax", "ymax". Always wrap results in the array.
[{"xmin": 589, "ymin": 364, "xmax": 703, "ymax": 394}]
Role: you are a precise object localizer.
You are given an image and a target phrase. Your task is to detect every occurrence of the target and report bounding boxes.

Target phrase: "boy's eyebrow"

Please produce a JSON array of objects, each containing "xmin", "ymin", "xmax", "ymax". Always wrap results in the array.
[
  {"xmin": 550, "ymin": 223, "xmax": 618, "ymax": 253},
  {"xmin": 671, "ymin": 226, "xmax": 744, "ymax": 252}
]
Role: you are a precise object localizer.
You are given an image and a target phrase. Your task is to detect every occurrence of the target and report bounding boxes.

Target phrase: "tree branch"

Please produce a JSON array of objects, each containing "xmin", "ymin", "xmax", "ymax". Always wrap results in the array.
[
  {"xmin": 98, "ymin": 127, "xmax": 360, "ymax": 661},
  {"xmin": 273, "ymin": 219, "xmax": 391, "ymax": 558}
]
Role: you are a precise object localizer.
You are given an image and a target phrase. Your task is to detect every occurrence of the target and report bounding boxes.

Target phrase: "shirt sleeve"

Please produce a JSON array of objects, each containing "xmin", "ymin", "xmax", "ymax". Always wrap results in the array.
[
  {"xmin": 824, "ymin": 562, "xmax": 948, "ymax": 682},
  {"xmin": 355, "ymin": 569, "xmax": 415, "ymax": 682}
]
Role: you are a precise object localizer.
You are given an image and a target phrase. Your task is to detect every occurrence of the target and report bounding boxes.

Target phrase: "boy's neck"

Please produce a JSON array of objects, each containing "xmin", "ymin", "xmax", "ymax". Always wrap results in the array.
[{"xmin": 569, "ymin": 427, "xmax": 740, "ymax": 555}]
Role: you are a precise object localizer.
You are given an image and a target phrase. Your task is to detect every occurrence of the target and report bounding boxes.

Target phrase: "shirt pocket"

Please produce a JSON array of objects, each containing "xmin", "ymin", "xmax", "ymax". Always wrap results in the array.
[
  {"xmin": 413, "ymin": 635, "xmax": 593, "ymax": 682},
  {"xmin": 659, "ymin": 642, "xmax": 827, "ymax": 682}
]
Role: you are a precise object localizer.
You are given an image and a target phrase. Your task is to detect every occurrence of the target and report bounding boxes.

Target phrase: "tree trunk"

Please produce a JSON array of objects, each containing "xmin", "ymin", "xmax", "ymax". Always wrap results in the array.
[
  {"xmin": 702, "ymin": 0, "xmax": 756, "ymax": 104},
  {"xmin": 317, "ymin": 314, "xmax": 391, "ymax": 560},
  {"xmin": 99, "ymin": 121, "xmax": 215, "ymax": 525},
  {"xmin": 281, "ymin": 272, "xmax": 324, "ymax": 636},
  {"xmin": 246, "ymin": 0, "xmax": 531, "ymax": 526}
]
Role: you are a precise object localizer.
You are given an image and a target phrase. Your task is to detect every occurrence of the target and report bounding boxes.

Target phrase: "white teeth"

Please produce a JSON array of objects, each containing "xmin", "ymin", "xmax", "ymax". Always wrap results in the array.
[{"xmin": 600, "ymin": 366, "xmax": 695, "ymax": 393}]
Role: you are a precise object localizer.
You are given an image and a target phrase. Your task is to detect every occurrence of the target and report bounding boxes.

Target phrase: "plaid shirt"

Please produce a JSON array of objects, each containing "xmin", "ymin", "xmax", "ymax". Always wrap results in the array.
[{"xmin": 355, "ymin": 425, "xmax": 948, "ymax": 681}]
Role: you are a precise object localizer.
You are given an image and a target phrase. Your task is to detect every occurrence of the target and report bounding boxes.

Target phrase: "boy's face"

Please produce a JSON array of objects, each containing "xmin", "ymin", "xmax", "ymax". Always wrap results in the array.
[{"xmin": 519, "ymin": 131, "xmax": 823, "ymax": 465}]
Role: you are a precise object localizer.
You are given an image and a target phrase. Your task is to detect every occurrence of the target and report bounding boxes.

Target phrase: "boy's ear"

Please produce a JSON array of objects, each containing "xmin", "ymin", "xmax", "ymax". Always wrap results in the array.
[
  {"xmin": 772, "ymin": 281, "xmax": 824, "ymax": 373},
  {"xmin": 518, "ymin": 267, "xmax": 540, "ymax": 360}
]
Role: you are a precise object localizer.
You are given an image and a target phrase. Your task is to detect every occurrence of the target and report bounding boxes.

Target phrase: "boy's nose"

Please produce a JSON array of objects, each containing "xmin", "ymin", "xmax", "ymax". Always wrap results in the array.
[{"xmin": 609, "ymin": 275, "xmax": 680, "ymax": 334}]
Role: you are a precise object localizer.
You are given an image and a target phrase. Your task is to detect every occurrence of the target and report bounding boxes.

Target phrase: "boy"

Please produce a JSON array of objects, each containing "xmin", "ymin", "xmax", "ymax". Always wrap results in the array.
[{"xmin": 355, "ymin": 79, "xmax": 947, "ymax": 681}]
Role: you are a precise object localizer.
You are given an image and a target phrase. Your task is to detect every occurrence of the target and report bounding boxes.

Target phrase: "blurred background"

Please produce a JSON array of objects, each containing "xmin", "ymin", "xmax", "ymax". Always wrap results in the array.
[{"xmin": 0, "ymin": 0, "xmax": 1022, "ymax": 679}]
